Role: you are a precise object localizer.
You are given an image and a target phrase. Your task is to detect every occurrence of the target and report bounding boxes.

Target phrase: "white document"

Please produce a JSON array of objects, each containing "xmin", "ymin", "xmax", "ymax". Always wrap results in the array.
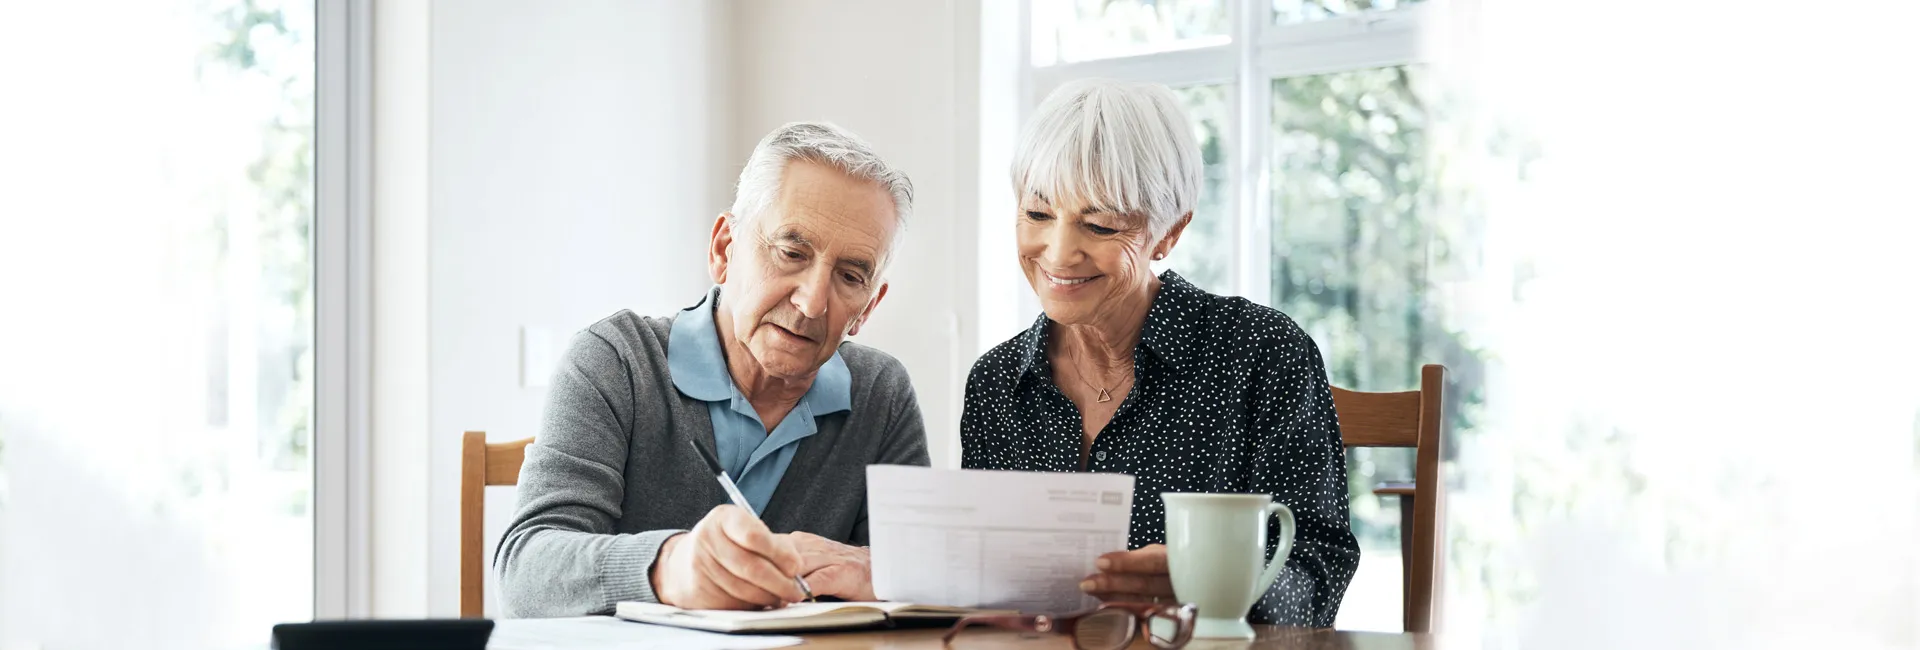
[
  {"xmin": 867, "ymin": 466, "xmax": 1135, "ymax": 613},
  {"xmin": 487, "ymin": 616, "xmax": 801, "ymax": 650}
]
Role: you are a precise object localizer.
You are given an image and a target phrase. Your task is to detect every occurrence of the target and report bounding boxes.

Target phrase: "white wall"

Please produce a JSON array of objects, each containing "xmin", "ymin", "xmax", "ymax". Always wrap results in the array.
[
  {"xmin": 731, "ymin": 0, "xmax": 984, "ymax": 469},
  {"xmin": 415, "ymin": 0, "xmax": 731, "ymax": 616}
]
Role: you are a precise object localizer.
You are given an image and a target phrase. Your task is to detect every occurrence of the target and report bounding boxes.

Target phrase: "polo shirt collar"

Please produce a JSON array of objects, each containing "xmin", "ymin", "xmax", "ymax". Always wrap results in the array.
[{"xmin": 668, "ymin": 286, "xmax": 851, "ymax": 416}]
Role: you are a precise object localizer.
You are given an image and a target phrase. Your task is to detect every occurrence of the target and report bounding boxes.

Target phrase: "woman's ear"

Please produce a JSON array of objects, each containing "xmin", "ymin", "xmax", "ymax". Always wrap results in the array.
[
  {"xmin": 708, "ymin": 213, "xmax": 734, "ymax": 284},
  {"xmin": 1152, "ymin": 212, "xmax": 1194, "ymax": 260}
]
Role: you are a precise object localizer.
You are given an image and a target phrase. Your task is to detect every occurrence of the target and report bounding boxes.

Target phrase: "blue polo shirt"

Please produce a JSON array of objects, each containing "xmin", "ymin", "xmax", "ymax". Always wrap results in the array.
[{"xmin": 666, "ymin": 287, "xmax": 851, "ymax": 514}]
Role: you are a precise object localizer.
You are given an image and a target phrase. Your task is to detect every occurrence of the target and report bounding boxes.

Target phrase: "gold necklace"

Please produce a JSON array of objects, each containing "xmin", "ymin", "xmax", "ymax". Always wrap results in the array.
[{"xmin": 1073, "ymin": 356, "xmax": 1134, "ymax": 403}]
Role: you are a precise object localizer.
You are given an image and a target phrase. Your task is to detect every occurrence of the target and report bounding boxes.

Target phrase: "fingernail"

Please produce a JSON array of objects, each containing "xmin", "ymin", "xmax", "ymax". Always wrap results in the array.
[
  {"xmin": 1096, "ymin": 558, "xmax": 1111, "ymax": 571},
  {"xmin": 1079, "ymin": 580, "xmax": 1096, "ymax": 592}
]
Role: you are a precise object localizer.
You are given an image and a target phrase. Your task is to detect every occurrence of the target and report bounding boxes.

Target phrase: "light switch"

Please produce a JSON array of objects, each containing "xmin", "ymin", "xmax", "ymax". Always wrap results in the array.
[{"xmin": 521, "ymin": 326, "xmax": 555, "ymax": 389}]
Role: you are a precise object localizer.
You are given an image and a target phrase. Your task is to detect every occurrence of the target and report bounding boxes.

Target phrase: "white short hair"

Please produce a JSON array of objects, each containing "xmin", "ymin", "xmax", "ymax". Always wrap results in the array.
[
  {"xmin": 1011, "ymin": 79, "xmax": 1202, "ymax": 236},
  {"xmin": 729, "ymin": 122, "xmax": 914, "ymax": 253}
]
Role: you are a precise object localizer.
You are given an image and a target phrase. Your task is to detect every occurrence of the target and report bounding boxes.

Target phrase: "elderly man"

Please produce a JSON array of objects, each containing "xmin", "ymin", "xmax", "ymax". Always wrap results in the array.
[{"xmin": 496, "ymin": 122, "xmax": 928, "ymax": 617}]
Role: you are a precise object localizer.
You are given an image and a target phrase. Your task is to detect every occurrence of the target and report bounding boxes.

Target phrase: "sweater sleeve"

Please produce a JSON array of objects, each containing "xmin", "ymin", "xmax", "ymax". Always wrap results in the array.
[
  {"xmin": 850, "ymin": 357, "xmax": 931, "ymax": 546},
  {"xmin": 493, "ymin": 329, "xmax": 686, "ymax": 618}
]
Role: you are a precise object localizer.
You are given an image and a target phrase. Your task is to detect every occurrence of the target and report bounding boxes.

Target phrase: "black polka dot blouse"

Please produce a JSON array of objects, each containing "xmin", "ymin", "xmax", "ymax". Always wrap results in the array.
[{"xmin": 960, "ymin": 270, "xmax": 1360, "ymax": 628}]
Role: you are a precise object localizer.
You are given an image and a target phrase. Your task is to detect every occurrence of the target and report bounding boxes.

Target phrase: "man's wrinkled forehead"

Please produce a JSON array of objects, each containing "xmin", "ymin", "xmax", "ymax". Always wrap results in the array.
[{"xmin": 755, "ymin": 161, "xmax": 902, "ymax": 273}]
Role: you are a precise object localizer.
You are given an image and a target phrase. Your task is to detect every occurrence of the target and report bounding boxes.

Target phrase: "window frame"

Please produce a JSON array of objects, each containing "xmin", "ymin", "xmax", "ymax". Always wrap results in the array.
[
  {"xmin": 315, "ymin": 0, "xmax": 374, "ymax": 619},
  {"xmin": 1017, "ymin": 0, "xmax": 1431, "ymax": 306}
]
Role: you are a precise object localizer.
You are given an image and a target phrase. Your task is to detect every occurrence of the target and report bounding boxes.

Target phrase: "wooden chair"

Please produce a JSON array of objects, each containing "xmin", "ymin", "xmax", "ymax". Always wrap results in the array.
[
  {"xmin": 1332, "ymin": 364, "xmax": 1445, "ymax": 634},
  {"xmin": 460, "ymin": 431, "xmax": 534, "ymax": 618}
]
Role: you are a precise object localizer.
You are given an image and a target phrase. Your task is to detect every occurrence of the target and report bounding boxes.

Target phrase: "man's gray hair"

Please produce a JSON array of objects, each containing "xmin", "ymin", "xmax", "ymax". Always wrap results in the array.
[
  {"xmin": 1011, "ymin": 79, "xmax": 1202, "ymax": 236},
  {"xmin": 729, "ymin": 122, "xmax": 915, "ymax": 245}
]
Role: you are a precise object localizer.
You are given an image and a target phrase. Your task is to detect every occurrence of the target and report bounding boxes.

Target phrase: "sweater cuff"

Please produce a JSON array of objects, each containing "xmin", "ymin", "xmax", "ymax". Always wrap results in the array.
[{"xmin": 600, "ymin": 529, "xmax": 686, "ymax": 609}]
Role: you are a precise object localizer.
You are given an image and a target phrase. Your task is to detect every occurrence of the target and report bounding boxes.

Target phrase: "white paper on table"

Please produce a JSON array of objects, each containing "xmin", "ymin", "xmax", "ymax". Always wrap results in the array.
[
  {"xmin": 487, "ymin": 616, "xmax": 801, "ymax": 650},
  {"xmin": 866, "ymin": 466, "xmax": 1135, "ymax": 613}
]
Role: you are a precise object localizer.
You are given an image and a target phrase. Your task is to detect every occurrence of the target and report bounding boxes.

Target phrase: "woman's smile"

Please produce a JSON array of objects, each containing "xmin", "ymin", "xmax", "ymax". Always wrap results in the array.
[{"xmin": 1040, "ymin": 268, "xmax": 1103, "ymax": 293}]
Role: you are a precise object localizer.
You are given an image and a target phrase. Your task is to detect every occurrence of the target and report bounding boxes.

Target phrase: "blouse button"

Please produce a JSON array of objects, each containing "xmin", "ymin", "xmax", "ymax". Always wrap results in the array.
[{"xmin": 1095, "ymin": 450, "xmax": 1108, "ymax": 462}]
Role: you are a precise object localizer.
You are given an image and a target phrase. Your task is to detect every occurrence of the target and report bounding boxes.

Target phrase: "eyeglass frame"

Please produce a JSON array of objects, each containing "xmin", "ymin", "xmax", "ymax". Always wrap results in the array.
[{"xmin": 941, "ymin": 601, "xmax": 1199, "ymax": 649}]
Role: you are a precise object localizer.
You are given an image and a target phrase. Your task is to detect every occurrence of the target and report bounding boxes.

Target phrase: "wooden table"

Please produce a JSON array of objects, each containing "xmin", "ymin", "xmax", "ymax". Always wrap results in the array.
[{"xmin": 795, "ymin": 626, "xmax": 1437, "ymax": 649}]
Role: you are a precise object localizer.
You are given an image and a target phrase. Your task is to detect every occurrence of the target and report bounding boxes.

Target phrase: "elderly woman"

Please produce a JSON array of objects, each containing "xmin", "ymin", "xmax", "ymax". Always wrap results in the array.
[{"xmin": 959, "ymin": 79, "xmax": 1360, "ymax": 627}]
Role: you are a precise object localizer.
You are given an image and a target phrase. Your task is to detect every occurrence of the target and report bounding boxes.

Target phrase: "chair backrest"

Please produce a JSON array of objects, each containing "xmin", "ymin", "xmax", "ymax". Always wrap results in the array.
[
  {"xmin": 460, "ymin": 431, "xmax": 533, "ymax": 618},
  {"xmin": 1330, "ymin": 364, "xmax": 1445, "ymax": 634}
]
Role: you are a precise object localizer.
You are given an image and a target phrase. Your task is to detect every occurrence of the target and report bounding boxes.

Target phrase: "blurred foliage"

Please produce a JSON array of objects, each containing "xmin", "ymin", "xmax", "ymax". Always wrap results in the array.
[
  {"xmin": 1269, "ymin": 65, "xmax": 1486, "ymax": 550},
  {"xmin": 207, "ymin": 1, "xmax": 288, "ymax": 69},
  {"xmin": 1163, "ymin": 84, "xmax": 1234, "ymax": 293},
  {"xmin": 1272, "ymin": 0, "xmax": 1423, "ymax": 24},
  {"xmin": 201, "ymin": 0, "xmax": 314, "ymax": 481}
]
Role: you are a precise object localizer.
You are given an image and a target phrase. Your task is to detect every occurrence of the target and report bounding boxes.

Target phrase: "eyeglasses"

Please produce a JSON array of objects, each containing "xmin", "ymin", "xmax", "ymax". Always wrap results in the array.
[{"xmin": 942, "ymin": 601, "xmax": 1198, "ymax": 650}]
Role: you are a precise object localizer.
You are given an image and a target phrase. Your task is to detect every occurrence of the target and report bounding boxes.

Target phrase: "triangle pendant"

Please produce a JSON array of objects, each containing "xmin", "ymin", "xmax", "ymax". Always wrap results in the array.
[{"xmin": 1096, "ymin": 388, "xmax": 1113, "ymax": 403}]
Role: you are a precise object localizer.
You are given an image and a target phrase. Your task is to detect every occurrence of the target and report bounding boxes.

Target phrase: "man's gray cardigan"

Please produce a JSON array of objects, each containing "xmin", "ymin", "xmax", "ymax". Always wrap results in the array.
[{"xmin": 494, "ymin": 310, "xmax": 930, "ymax": 618}]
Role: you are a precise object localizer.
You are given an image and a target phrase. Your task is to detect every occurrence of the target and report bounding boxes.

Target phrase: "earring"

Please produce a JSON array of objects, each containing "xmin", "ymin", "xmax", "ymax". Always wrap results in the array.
[{"xmin": 1153, "ymin": 253, "xmax": 1165, "ymax": 260}]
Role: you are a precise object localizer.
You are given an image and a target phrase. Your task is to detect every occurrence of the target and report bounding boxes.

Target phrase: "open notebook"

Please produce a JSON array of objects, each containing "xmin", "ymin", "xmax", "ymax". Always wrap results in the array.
[{"xmin": 615, "ymin": 601, "xmax": 1012, "ymax": 634}]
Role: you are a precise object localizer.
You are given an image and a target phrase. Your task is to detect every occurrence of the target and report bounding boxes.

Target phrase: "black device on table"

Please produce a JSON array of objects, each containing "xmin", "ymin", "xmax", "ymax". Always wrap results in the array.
[{"xmin": 271, "ymin": 619, "xmax": 493, "ymax": 650}]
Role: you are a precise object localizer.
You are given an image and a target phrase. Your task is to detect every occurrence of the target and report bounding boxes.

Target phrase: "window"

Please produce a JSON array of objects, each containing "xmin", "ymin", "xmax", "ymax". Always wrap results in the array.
[
  {"xmin": 1022, "ymin": 0, "xmax": 1460, "ymax": 632},
  {"xmin": 1018, "ymin": 2, "xmax": 1920, "ymax": 645},
  {"xmin": 1032, "ymin": 0, "xmax": 1231, "ymax": 65},
  {"xmin": 0, "ymin": 0, "xmax": 318, "ymax": 647}
]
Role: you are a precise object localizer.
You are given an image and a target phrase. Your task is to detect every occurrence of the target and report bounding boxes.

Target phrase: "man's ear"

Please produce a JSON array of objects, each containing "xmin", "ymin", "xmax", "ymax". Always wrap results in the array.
[
  {"xmin": 1152, "ymin": 212, "xmax": 1194, "ymax": 260},
  {"xmin": 708, "ymin": 213, "xmax": 735, "ymax": 284},
  {"xmin": 846, "ymin": 282, "xmax": 889, "ymax": 337}
]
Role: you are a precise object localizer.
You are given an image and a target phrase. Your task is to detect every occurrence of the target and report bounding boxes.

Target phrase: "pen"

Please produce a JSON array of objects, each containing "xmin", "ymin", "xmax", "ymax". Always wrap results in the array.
[{"xmin": 686, "ymin": 437, "xmax": 815, "ymax": 603}]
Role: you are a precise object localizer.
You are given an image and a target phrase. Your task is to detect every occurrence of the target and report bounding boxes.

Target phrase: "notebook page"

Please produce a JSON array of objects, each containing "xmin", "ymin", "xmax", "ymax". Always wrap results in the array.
[{"xmin": 619, "ymin": 601, "xmax": 886, "ymax": 621}]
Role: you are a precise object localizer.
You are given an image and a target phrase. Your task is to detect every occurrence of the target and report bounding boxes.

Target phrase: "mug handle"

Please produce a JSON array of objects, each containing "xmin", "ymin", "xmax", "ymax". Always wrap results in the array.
[{"xmin": 1251, "ymin": 503, "xmax": 1296, "ymax": 604}]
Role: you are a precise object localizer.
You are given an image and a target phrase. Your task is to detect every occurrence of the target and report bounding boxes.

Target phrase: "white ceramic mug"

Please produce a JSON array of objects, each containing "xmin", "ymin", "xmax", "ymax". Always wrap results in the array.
[{"xmin": 1161, "ymin": 493, "xmax": 1295, "ymax": 639}]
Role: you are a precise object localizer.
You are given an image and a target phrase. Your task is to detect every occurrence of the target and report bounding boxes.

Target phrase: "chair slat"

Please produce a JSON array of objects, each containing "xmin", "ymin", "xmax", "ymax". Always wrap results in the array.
[
  {"xmin": 461, "ymin": 432, "xmax": 536, "ymax": 618},
  {"xmin": 1332, "ymin": 387, "xmax": 1422, "ymax": 447},
  {"xmin": 484, "ymin": 439, "xmax": 532, "ymax": 486},
  {"xmin": 1329, "ymin": 365, "xmax": 1445, "ymax": 633}
]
